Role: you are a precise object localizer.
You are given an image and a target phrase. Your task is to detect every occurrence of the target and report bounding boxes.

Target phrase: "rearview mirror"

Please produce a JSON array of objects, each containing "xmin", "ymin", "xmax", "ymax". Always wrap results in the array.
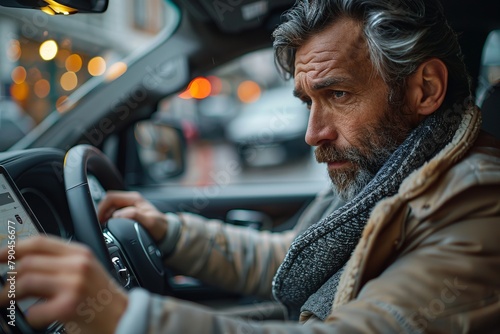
[{"xmin": 0, "ymin": 0, "xmax": 108, "ymax": 15}]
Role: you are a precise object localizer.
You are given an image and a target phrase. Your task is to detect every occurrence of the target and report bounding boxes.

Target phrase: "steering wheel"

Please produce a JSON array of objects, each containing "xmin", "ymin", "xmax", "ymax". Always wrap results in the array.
[{"xmin": 63, "ymin": 144, "xmax": 169, "ymax": 295}]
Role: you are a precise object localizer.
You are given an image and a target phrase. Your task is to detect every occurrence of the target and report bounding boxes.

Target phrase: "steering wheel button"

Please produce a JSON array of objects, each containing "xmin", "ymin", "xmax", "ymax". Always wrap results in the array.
[{"xmin": 112, "ymin": 256, "xmax": 131, "ymax": 287}]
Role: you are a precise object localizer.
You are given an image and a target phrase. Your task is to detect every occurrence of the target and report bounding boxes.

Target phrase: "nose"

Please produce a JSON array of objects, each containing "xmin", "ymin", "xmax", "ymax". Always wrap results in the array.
[{"xmin": 305, "ymin": 105, "xmax": 338, "ymax": 146}]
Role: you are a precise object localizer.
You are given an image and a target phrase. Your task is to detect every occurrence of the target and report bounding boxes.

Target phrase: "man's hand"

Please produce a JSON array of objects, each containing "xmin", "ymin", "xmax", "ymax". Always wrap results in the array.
[
  {"xmin": 97, "ymin": 191, "xmax": 167, "ymax": 242},
  {"xmin": 0, "ymin": 236, "xmax": 128, "ymax": 334}
]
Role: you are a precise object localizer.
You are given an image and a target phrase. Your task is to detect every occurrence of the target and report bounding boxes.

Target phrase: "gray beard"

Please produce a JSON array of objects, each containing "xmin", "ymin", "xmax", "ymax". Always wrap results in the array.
[
  {"xmin": 317, "ymin": 99, "xmax": 413, "ymax": 202},
  {"xmin": 329, "ymin": 145, "xmax": 396, "ymax": 202},
  {"xmin": 330, "ymin": 167, "xmax": 375, "ymax": 202}
]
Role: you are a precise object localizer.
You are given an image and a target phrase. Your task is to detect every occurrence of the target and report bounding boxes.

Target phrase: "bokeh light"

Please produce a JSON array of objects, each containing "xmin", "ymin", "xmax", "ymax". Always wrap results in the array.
[
  {"xmin": 237, "ymin": 80, "xmax": 261, "ymax": 103},
  {"xmin": 11, "ymin": 66, "xmax": 27, "ymax": 84},
  {"xmin": 179, "ymin": 77, "xmax": 212, "ymax": 100},
  {"xmin": 60, "ymin": 71, "xmax": 78, "ymax": 91},
  {"xmin": 88, "ymin": 57, "xmax": 106, "ymax": 76},
  {"xmin": 105, "ymin": 62, "xmax": 128, "ymax": 82},
  {"xmin": 34, "ymin": 79, "xmax": 51, "ymax": 98},
  {"xmin": 7, "ymin": 40, "xmax": 21, "ymax": 62},
  {"xmin": 39, "ymin": 40, "xmax": 58, "ymax": 61},
  {"xmin": 10, "ymin": 82, "xmax": 29, "ymax": 102},
  {"xmin": 65, "ymin": 54, "xmax": 82, "ymax": 72}
]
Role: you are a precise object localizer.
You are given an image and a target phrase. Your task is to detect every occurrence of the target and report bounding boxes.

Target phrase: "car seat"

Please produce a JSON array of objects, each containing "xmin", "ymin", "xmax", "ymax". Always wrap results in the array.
[{"xmin": 480, "ymin": 82, "xmax": 500, "ymax": 140}]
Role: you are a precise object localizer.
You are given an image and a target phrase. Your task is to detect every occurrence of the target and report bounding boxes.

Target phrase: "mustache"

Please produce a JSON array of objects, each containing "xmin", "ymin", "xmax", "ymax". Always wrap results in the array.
[
  {"xmin": 315, "ymin": 142, "xmax": 392, "ymax": 176},
  {"xmin": 314, "ymin": 144, "xmax": 364, "ymax": 164}
]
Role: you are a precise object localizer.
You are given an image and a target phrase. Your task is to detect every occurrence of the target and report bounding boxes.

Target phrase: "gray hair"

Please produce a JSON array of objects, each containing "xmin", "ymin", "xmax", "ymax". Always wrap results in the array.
[{"xmin": 273, "ymin": 0, "xmax": 471, "ymax": 108}]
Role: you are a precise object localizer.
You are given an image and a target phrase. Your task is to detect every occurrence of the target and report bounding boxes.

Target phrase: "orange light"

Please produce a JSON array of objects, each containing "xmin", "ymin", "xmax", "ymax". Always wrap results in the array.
[
  {"xmin": 65, "ymin": 54, "xmax": 82, "ymax": 72},
  {"xmin": 56, "ymin": 96, "xmax": 69, "ymax": 113},
  {"xmin": 105, "ymin": 62, "xmax": 128, "ymax": 82},
  {"xmin": 34, "ymin": 79, "xmax": 51, "ymax": 98},
  {"xmin": 178, "ymin": 90, "xmax": 192, "ymax": 100},
  {"xmin": 7, "ymin": 40, "xmax": 21, "ymax": 62},
  {"xmin": 11, "ymin": 66, "xmax": 27, "ymax": 84},
  {"xmin": 60, "ymin": 71, "xmax": 78, "ymax": 91},
  {"xmin": 10, "ymin": 82, "xmax": 29, "ymax": 102},
  {"xmin": 207, "ymin": 76, "xmax": 222, "ymax": 96},
  {"xmin": 88, "ymin": 56, "xmax": 106, "ymax": 76},
  {"xmin": 179, "ymin": 77, "xmax": 212, "ymax": 100},
  {"xmin": 237, "ymin": 80, "xmax": 261, "ymax": 104}
]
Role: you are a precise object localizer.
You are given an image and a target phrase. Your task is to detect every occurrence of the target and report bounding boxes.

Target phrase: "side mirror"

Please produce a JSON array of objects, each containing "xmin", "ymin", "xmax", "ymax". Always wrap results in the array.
[
  {"xmin": 134, "ymin": 119, "xmax": 187, "ymax": 181},
  {"xmin": 0, "ymin": 0, "xmax": 108, "ymax": 15}
]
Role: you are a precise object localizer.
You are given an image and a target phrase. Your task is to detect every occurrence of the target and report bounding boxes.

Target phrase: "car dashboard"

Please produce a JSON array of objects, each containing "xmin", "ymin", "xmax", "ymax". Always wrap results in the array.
[{"xmin": 0, "ymin": 148, "xmax": 74, "ymax": 240}]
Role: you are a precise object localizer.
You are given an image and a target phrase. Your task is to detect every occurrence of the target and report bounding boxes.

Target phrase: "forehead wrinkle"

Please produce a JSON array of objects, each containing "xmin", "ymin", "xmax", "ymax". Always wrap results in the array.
[
  {"xmin": 296, "ymin": 55, "xmax": 340, "ymax": 86},
  {"xmin": 293, "ymin": 18, "xmax": 381, "ymax": 96},
  {"xmin": 296, "ymin": 50, "xmax": 339, "ymax": 71},
  {"xmin": 296, "ymin": 42, "xmax": 370, "ymax": 81}
]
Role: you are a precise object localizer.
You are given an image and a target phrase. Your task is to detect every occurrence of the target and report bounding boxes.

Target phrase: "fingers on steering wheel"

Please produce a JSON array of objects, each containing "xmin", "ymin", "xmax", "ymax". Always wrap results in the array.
[
  {"xmin": 112, "ymin": 206, "xmax": 141, "ymax": 221},
  {"xmin": 97, "ymin": 191, "xmax": 143, "ymax": 223}
]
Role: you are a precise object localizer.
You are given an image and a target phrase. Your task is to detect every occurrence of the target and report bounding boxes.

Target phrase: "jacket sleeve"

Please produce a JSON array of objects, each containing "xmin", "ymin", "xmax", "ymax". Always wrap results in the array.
[
  {"xmin": 163, "ymin": 212, "xmax": 296, "ymax": 298},
  {"xmin": 163, "ymin": 188, "xmax": 336, "ymax": 299}
]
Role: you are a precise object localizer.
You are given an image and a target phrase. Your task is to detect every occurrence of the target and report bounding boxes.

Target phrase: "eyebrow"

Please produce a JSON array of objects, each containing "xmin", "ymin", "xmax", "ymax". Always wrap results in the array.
[{"xmin": 293, "ymin": 77, "xmax": 349, "ymax": 98}]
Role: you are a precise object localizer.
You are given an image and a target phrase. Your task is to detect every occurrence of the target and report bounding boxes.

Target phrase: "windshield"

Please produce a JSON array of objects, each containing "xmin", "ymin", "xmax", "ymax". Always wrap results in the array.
[{"xmin": 0, "ymin": 0, "xmax": 177, "ymax": 151}]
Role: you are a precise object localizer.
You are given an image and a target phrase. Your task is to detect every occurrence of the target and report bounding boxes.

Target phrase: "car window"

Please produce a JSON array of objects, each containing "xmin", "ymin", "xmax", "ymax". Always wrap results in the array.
[
  {"xmin": 137, "ymin": 48, "xmax": 328, "ymax": 186},
  {"xmin": 0, "ymin": 0, "xmax": 176, "ymax": 151}
]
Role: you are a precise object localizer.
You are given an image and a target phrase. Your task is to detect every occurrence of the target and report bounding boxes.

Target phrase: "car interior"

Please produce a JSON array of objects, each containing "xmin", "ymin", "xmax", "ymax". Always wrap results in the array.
[{"xmin": 0, "ymin": 0, "xmax": 499, "ymax": 333}]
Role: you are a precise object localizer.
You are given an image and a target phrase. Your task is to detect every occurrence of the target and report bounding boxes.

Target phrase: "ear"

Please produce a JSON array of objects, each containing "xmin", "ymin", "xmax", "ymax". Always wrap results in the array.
[{"xmin": 406, "ymin": 58, "xmax": 448, "ymax": 116}]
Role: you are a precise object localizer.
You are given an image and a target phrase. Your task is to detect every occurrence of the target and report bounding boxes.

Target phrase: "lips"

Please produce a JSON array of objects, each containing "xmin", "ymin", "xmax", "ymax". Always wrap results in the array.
[
  {"xmin": 327, "ymin": 160, "xmax": 350, "ymax": 169},
  {"xmin": 315, "ymin": 145, "xmax": 357, "ymax": 170}
]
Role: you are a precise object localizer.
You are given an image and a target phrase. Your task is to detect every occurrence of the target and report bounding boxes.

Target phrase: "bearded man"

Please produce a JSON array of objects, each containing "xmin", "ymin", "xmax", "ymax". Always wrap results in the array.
[{"xmin": 2, "ymin": 0, "xmax": 499, "ymax": 333}]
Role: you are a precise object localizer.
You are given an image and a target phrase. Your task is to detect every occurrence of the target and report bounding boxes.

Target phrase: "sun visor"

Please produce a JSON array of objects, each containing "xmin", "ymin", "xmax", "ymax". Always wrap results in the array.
[{"xmin": 178, "ymin": 0, "xmax": 294, "ymax": 33}]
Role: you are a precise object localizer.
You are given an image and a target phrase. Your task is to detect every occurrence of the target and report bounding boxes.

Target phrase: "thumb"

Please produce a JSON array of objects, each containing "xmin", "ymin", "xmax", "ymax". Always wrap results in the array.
[{"xmin": 112, "ymin": 207, "xmax": 140, "ymax": 221}]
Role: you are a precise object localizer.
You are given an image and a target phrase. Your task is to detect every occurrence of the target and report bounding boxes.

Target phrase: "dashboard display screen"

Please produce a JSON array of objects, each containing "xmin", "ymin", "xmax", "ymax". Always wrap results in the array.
[{"xmin": 0, "ymin": 166, "xmax": 45, "ymax": 312}]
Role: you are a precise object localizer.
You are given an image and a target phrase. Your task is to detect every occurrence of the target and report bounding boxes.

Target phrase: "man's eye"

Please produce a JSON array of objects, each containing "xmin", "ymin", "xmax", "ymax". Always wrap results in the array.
[{"xmin": 332, "ymin": 91, "xmax": 346, "ymax": 99}]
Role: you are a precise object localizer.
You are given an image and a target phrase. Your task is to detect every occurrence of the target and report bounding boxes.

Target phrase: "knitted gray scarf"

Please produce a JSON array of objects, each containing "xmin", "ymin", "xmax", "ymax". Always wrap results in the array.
[{"xmin": 272, "ymin": 104, "xmax": 464, "ymax": 320}]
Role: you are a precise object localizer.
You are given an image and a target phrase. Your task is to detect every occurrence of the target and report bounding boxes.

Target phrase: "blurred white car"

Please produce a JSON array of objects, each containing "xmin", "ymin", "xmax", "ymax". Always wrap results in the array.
[{"xmin": 226, "ymin": 87, "xmax": 311, "ymax": 167}]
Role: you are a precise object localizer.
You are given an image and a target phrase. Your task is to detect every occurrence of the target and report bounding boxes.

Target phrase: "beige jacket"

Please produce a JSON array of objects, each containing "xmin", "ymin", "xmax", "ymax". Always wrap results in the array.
[{"xmin": 116, "ymin": 107, "xmax": 500, "ymax": 333}]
